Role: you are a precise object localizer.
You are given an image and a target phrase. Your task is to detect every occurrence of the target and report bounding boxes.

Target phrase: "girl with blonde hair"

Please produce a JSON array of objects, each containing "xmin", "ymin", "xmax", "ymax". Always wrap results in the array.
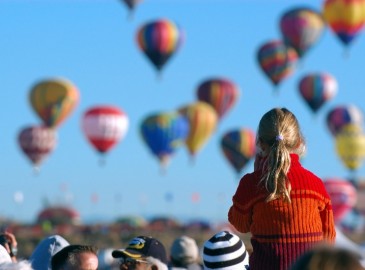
[{"xmin": 228, "ymin": 107, "xmax": 336, "ymax": 270}]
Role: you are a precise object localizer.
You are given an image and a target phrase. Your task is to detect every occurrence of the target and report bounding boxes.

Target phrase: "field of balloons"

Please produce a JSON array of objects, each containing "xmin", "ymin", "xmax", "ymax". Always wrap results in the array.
[{"xmin": 2, "ymin": 0, "xmax": 365, "ymax": 237}]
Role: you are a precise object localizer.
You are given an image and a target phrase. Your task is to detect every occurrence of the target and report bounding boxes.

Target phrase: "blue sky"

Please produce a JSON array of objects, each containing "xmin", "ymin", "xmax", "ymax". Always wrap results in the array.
[{"xmin": 1, "ymin": 0, "xmax": 365, "ymax": 224}]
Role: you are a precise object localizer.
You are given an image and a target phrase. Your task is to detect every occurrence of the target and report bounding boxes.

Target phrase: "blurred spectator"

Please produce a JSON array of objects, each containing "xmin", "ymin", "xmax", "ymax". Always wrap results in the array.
[
  {"xmin": 203, "ymin": 231, "xmax": 249, "ymax": 270},
  {"xmin": 30, "ymin": 235, "xmax": 69, "ymax": 270},
  {"xmin": 112, "ymin": 235, "xmax": 168, "ymax": 270},
  {"xmin": 51, "ymin": 244, "xmax": 98, "ymax": 270},
  {"xmin": 169, "ymin": 236, "xmax": 202, "ymax": 270},
  {"xmin": 0, "ymin": 260, "xmax": 33, "ymax": 270},
  {"xmin": 290, "ymin": 245, "xmax": 365, "ymax": 270},
  {"xmin": 0, "ymin": 232, "xmax": 18, "ymax": 262}
]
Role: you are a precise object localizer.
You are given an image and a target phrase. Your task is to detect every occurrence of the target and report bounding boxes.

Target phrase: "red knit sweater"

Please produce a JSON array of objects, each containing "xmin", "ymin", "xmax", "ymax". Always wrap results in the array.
[{"xmin": 228, "ymin": 154, "xmax": 336, "ymax": 270}]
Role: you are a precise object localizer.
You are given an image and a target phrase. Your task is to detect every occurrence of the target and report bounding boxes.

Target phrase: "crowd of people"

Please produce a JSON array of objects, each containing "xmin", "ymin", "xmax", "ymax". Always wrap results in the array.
[{"xmin": 1, "ymin": 107, "xmax": 364, "ymax": 270}]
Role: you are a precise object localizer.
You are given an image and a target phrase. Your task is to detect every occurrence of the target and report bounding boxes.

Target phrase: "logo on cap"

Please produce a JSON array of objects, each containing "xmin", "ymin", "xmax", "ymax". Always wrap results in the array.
[{"xmin": 128, "ymin": 238, "xmax": 146, "ymax": 250}]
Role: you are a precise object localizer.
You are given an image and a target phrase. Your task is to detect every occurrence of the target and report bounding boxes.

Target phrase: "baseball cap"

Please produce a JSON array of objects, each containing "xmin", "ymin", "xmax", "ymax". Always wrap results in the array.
[
  {"xmin": 112, "ymin": 236, "xmax": 168, "ymax": 264},
  {"xmin": 170, "ymin": 236, "xmax": 199, "ymax": 265}
]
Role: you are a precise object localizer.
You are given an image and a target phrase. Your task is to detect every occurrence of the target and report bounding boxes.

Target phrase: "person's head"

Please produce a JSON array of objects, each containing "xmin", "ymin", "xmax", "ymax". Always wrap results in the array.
[
  {"xmin": 112, "ymin": 236, "xmax": 168, "ymax": 270},
  {"xmin": 203, "ymin": 231, "xmax": 249, "ymax": 270},
  {"xmin": 257, "ymin": 107, "xmax": 305, "ymax": 203},
  {"xmin": 170, "ymin": 236, "xmax": 199, "ymax": 267},
  {"xmin": 51, "ymin": 244, "xmax": 98, "ymax": 270},
  {"xmin": 290, "ymin": 245, "xmax": 365, "ymax": 270}
]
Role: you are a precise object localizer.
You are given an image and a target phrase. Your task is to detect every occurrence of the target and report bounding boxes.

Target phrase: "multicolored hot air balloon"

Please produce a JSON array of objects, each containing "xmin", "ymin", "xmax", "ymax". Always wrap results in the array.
[
  {"xmin": 196, "ymin": 78, "xmax": 239, "ymax": 120},
  {"xmin": 323, "ymin": 178, "xmax": 357, "ymax": 223},
  {"xmin": 140, "ymin": 112, "xmax": 190, "ymax": 169},
  {"xmin": 178, "ymin": 102, "xmax": 218, "ymax": 158},
  {"xmin": 29, "ymin": 78, "xmax": 79, "ymax": 128},
  {"xmin": 257, "ymin": 40, "xmax": 298, "ymax": 88},
  {"xmin": 335, "ymin": 124, "xmax": 365, "ymax": 171},
  {"xmin": 326, "ymin": 104, "xmax": 363, "ymax": 136},
  {"xmin": 323, "ymin": 0, "xmax": 365, "ymax": 47},
  {"xmin": 18, "ymin": 125, "xmax": 57, "ymax": 169},
  {"xmin": 81, "ymin": 105, "xmax": 129, "ymax": 160},
  {"xmin": 136, "ymin": 19, "xmax": 184, "ymax": 73},
  {"xmin": 220, "ymin": 128, "xmax": 256, "ymax": 174},
  {"xmin": 280, "ymin": 7, "xmax": 325, "ymax": 58},
  {"xmin": 298, "ymin": 72, "xmax": 338, "ymax": 114}
]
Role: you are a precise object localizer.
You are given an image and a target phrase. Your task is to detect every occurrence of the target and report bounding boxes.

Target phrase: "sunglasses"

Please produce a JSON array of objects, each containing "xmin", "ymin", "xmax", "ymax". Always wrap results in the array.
[{"xmin": 119, "ymin": 257, "xmax": 150, "ymax": 266}]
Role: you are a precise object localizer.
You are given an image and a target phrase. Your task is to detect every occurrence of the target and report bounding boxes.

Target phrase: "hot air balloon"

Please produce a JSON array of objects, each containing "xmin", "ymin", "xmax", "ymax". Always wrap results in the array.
[
  {"xmin": 29, "ymin": 78, "xmax": 79, "ymax": 128},
  {"xmin": 323, "ymin": 178, "xmax": 357, "ymax": 223},
  {"xmin": 220, "ymin": 128, "xmax": 256, "ymax": 174},
  {"xmin": 136, "ymin": 19, "xmax": 184, "ymax": 74},
  {"xmin": 196, "ymin": 78, "xmax": 239, "ymax": 120},
  {"xmin": 335, "ymin": 124, "xmax": 365, "ymax": 171},
  {"xmin": 326, "ymin": 104, "xmax": 363, "ymax": 137},
  {"xmin": 140, "ymin": 111, "xmax": 190, "ymax": 170},
  {"xmin": 178, "ymin": 102, "xmax": 218, "ymax": 158},
  {"xmin": 257, "ymin": 40, "xmax": 298, "ymax": 88},
  {"xmin": 81, "ymin": 105, "xmax": 129, "ymax": 163},
  {"xmin": 121, "ymin": 0, "xmax": 143, "ymax": 15},
  {"xmin": 298, "ymin": 72, "xmax": 338, "ymax": 114},
  {"xmin": 18, "ymin": 125, "xmax": 57, "ymax": 170},
  {"xmin": 280, "ymin": 7, "xmax": 325, "ymax": 58},
  {"xmin": 323, "ymin": 0, "xmax": 365, "ymax": 47}
]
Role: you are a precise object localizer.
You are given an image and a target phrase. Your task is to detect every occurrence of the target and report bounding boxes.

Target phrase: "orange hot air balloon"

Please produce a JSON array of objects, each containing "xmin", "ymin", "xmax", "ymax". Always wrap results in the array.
[
  {"xmin": 323, "ymin": 0, "xmax": 365, "ymax": 47},
  {"xmin": 196, "ymin": 78, "xmax": 240, "ymax": 120},
  {"xmin": 29, "ymin": 78, "xmax": 79, "ymax": 128},
  {"xmin": 178, "ymin": 102, "xmax": 218, "ymax": 158}
]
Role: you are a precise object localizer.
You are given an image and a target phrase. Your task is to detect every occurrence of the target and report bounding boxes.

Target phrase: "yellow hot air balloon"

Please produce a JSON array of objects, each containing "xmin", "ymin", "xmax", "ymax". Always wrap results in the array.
[
  {"xmin": 335, "ymin": 124, "xmax": 365, "ymax": 171},
  {"xmin": 178, "ymin": 101, "xmax": 218, "ymax": 158},
  {"xmin": 29, "ymin": 78, "xmax": 80, "ymax": 128}
]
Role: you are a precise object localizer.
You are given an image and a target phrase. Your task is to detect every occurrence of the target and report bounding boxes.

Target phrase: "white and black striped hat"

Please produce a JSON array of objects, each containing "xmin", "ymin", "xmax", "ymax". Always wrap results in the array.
[{"xmin": 203, "ymin": 231, "xmax": 249, "ymax": 270}]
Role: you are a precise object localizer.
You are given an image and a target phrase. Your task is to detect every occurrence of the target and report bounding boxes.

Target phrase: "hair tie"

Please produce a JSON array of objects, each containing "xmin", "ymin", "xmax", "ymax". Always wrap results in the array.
[{"xmin": 276, "ymin": 134, "xmax": 284, "ymax": 141}]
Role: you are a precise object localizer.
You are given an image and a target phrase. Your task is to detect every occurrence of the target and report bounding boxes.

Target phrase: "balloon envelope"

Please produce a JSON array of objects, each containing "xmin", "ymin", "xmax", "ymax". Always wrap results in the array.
[
  {"xmin": 18, "ymin": 125, "xmax": 57, "ymax": 167},
  {"xmin": 324, "ymin": 178, "xmax": 357, "ymax": 223},
  {"xmin": 323, "ymin": 0, "xmax": 365, "ymax": 46},
  {"xmin": 326, "ymin": 105, "xmax": 363, "ymax": 136},
  {"xmin": 81, "ymin": 105, "xmax": 129, "ymax": 154},
  {"xmin": 196, "ymin": 78, "xmax": 239, "ymax": 120},
  {"xmin": 280, "ymin": 7, "xmax": 325, "ymax": 58},
  {"xmin": 221, "ymin": 128, "xmax": 256, "ymax": 173},
  {"xmin": 257, "ymin": 40, "xmax": 298, "ymax": 87},
  {"xmin": 178, "ymin": 102, "xmax": 218, "ymax": 157},
  {"xmin": 136, "ymin": 19, "xmax": 184, "ymax": 72},
  {"xmin": 121, "ymin": 0, "xmax": 143, "ymax": 10},
  {"xmin": 298, "ymin": 72, "xmax": 337, "ymax": 113},
  {"xmin": 335, "ymin": 124, "xmax": 365, "ymax": 171},
  {"xmin": 140, "ymin": 112, "xmax": 190, "ymax": 167},
  {"xmin": 29, "ymin": 78, "xmax": 79, "ymax": 128}
]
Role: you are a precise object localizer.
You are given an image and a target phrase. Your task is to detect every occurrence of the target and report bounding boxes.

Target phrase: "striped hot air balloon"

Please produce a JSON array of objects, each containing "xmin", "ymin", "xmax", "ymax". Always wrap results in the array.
[
  {"xmin": 196, "ymin": 78, "xmax": 240, "ymax": 120},
  {"xmin": 326, "ymin": 104, "xmax": 364, "ymax": 136},
  {"xmin": 323, "ymin": 0, "xmax": 365, "ymax": 47},
  {"xmin": 136, "ymin": 19, "xmax": 184, "ymax": 73},
  {"xmin": 298, "ymin": 72, "xmax": 338, "ymax": 114},
  {"xmin": 257, "ymin": 40, "xmax": 298, "ymax": 88}
]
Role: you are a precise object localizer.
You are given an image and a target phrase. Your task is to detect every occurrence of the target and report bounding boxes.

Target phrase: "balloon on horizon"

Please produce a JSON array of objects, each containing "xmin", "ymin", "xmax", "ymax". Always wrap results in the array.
[
  {"xmin": 257, "ymin": 40, "xmax": 298, "ymax": 90},
  {"xmin": 279, "ymin": 6, "xmax": 325, "ymax": 59},
  {"xmin": 298, "ymin": 72, "xmax": 338, "ymax": 114},
  {"xmin": 323, "ymin": 0, "xmax": 365, "ymax": 48},
  {"xmin": 81, "ymin": 105, "xmax": 129, "ymax": 163},
  {"xmin": 29, "ymin": 78, "xmax": 80, "ymax": 129},
  {"xmin": 196, "ymin": 77, "xmax": 240, "ymax": 121},
  {"xmin": 18, "ymin": 125, "xmax": 57, "ymax": 171},
  {"xmin": 136, "ymin": 19, "xmax": 185, "ymax": 76}
]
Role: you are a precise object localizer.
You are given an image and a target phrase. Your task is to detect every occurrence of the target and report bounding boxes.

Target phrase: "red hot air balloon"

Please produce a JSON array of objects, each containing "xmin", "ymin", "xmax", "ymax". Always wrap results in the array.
[
  {"xmin": 81, "ymin": 105, "xmax": 129, "ymax": 161},
  {"xmin": 136, "ymin": 19, "xmax": 184, "ymax": 74},
  {"xmin": 257, "ymin": 40, "xmax": 298, "ymax": 89},
  {"xmin": 18, "ymin": 125, "xmax": 57, "ymax": 170},
  {"xmin": 324, "ymin": 178, "xmax": 357, "ymax": 223},
  {"xmin": 196, "ymin": 78, "xmax": 240, "ymax": 120},
  {"xmin": 298, "ymin": 72, "xmax": 338, "ymax": 114}
]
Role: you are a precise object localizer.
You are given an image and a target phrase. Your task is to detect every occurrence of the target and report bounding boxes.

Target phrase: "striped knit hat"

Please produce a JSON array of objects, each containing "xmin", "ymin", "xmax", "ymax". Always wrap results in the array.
[{"xmin": 203, "ymin": 231, "xmax": 249, "ymax": 270}]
